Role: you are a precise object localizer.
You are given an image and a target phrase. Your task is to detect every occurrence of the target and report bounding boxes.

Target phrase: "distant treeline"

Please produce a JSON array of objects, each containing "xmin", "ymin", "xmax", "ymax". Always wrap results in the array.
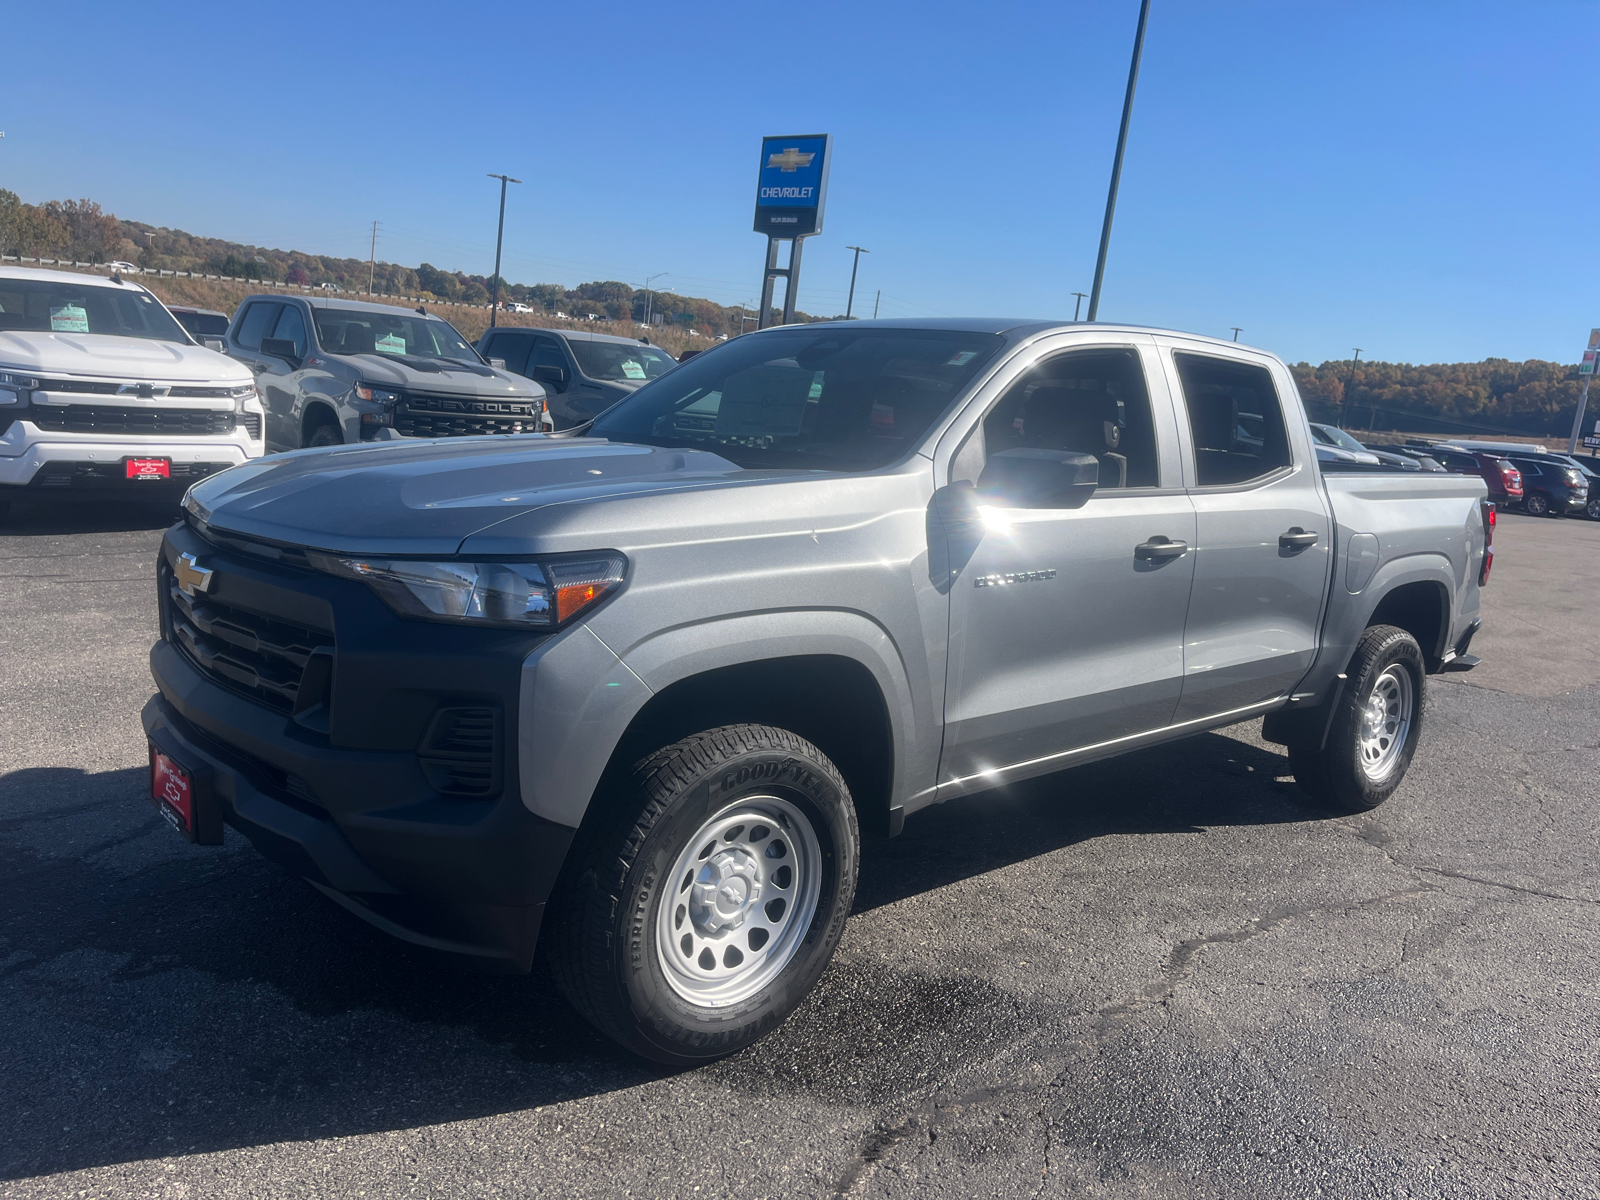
[
  {"xmin": 1291, "ymin": 358, "xmax": 1588, "ymax": 438},
  {"xmin": 0, "ymin": 191, "xmax": 808, "ymax": 339},
  {"xmin": 0, "ymin": 192, "xmax": 1588, "ymax": 435}
]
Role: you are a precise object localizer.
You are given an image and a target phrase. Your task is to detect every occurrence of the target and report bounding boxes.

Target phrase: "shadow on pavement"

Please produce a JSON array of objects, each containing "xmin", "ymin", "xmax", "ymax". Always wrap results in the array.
[
  {"xmin": 0, "ymin": 497, "xmax": 182, "ymax": 536},
  {"xmin": 0, "ymin": 726, "xmax": 1317, "ymax": 1179}
]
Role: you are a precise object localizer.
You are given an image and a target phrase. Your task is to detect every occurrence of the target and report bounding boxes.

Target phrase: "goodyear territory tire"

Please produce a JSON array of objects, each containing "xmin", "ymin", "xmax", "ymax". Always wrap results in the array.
[
  {"xmin": 547, "ymin": 725, "xmax": 859, "ymax": 1065},
  {"xmin": 306, "ymin": 422, "xmax": 341, "ymax": 448},
  {"xmin": 1289, "ymin": 624, "xmax": 1424, "ymax": 813}
]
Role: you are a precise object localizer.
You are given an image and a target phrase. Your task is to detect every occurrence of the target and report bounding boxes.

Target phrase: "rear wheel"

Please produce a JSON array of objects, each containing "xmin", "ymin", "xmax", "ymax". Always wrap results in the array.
[
  {"xmin": 1525, "ymin": 492, "xmax": 1550, "ymax": 517},
  {"xmin": 547, "ymin": 724, "xmax": 859, "ymax": 1065},
  {"xmin": 1288, "ymin": 624, "xmax": 1424, "ymax": 813},
  {"xmin": 1587, "ymin": 496, "xmax": 1600, "ymax": 521}
]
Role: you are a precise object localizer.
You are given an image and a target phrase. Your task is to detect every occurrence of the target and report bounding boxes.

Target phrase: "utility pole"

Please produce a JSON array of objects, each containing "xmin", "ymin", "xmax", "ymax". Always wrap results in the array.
[
  {"xmin": 368, "ymin": 221, "xmax": 379, "ymax": 295},
  {"xmin": 643, "ymin": 272, "xmax": 667, "ymax": 328},
  {"xmin": 873, "ymin": 290, "xmax": 880, "ymax": 320},
  {"xmin": 1340, "ymin": 348, "xmax": 1363, "ymax": 429},
  {"xmin": 1087, "ymin": 0, "xmax": 1152, "ymax": 322},
  {"xmin": 1230, "ymin": 327, "xmax": 1242, "ymax": 342},
  {"xmin": 486, "ymin": 173, "xmax": 521, "ymax": 328},
  {"xmin": 844, "ymin": 246, "xmax": 870, "ymax": 318},
  {"xmin": 1072, "ymin": 292, "xmax": 1088, "ymax": 321}
]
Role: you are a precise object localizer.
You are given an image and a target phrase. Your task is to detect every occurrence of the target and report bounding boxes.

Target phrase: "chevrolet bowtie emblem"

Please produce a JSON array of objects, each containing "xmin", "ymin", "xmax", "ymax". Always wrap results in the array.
[
  {"xmin": 766, "ymin": 147, "xmax": 814, "ymax": 172},
  {"xmin": 175, "ymin": 552, "xmax": 214, "ymax": 597}
]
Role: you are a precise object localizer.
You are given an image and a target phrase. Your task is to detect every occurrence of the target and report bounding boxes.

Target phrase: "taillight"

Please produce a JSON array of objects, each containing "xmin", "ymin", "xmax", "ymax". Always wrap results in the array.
[{"xmin": 1479, "ymin": 498, "xmax": 1494, "ymax": 587}]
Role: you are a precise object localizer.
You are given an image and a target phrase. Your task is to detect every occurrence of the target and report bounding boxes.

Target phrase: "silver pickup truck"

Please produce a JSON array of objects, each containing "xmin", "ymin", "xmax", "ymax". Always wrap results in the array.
[{"xmin": 140, "ymin": 319, "xmax": 1491, "ymax": 1064}]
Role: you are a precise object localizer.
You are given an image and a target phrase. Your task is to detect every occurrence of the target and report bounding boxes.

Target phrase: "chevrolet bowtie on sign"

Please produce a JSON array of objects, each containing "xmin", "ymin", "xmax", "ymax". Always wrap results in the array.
[{"xmin": 754, "ymin": 134, "xmax": 832, "ymax": 238}]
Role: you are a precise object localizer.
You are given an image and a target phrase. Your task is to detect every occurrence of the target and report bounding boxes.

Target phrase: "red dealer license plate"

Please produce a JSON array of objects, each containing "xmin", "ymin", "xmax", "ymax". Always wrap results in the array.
[
  {"xmin": 150, "ymin": 746, "xmax": 194, "ymax": 836},
  {"xmin": 126, "ymin": 457, "xmax": 171, "ymax": 480}
]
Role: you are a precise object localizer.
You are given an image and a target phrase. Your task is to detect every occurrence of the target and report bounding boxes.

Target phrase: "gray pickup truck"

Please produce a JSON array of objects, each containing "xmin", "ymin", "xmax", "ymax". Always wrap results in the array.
[{"xmin": 140, "ymin": 319, "xmax": 1491, "ymax": 1064}]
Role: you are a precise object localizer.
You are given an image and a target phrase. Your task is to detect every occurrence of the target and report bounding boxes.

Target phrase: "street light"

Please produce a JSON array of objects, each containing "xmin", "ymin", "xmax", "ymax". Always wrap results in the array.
[
  {"xmin": 1087, "ymin": 0, "xmax": 1152, "ymax": 322},
  {"xmin": 1230, "ymin": 327, "xmax": 1243, "ymax": 342},
  {"xmin": 844, "ymin": 246, "xmax": 870, "ymax": 319},
  {"xmin": 486, "ymin": 173, "xmax": 521, "ymax": 328},
  {"xmin": 1340, "ymin": 348, "xmax": 1363, "ymax": 429},
  {"xmin": 643, "ymin": 273, "xmax": 667, "ymax": 328},
  {"xmin": 1072, "ymin": 292, "xmax": 1088, "ymax": 321}
]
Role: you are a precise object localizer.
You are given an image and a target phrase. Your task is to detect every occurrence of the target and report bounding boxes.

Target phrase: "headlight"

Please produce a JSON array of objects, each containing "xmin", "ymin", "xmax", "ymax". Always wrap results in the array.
[
  {"xmin": 307, "ymin": 552, "xmax": 626, "ymax": 629},
  {"xmin": 0, "ymin": 370, "xmax": 37, "ymax": 404},
  {"xmin": 355, "ymin": 382, "xmax": 401, "ymax": 403},
  {"xmin": 227, "ymin": 383, "xmax": 259, "ymax": 410}
]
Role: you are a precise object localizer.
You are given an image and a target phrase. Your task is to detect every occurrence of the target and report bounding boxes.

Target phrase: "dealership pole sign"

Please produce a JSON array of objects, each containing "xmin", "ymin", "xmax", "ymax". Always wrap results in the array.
[
  {"xmin": 754, "ymin": 135, "xmax": 832, "ymax": 329},
  {"xmin": 1569, "ymin": 327, "xmax": 1600, "ymax": 453}
]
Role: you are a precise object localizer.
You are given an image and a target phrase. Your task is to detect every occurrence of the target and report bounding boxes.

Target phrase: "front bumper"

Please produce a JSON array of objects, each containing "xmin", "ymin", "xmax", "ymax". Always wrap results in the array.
[
  {"xmin": 144, "ymin": 520, "xmax": 573, "ymax": 970},
  {"xmin": 0, "ymin": 424, "xmax": 257, "ymax": 491}
]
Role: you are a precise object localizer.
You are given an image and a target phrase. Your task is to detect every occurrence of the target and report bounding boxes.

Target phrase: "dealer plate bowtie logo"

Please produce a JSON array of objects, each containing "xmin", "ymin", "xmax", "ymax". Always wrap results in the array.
[
  {"xmin": 766, "ymin": 148, "xmax": 814, "ymax": 172},
  {"xmin": 175, "ymin": 552, "xmax": 214, "ymax": 597}
]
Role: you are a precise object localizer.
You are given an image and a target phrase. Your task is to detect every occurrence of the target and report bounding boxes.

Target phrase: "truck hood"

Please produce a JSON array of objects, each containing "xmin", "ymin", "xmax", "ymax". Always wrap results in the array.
[
  {"xmin": 186, "ymin": 437, "xmax": 743, "ymax": 556},
  {"xmin": 339, "ymin": 352, "xmax": 542, "ymax": 399},
  {"xmin": 0, "ymin": 331, "xmax": 252, "ymax": 384}
]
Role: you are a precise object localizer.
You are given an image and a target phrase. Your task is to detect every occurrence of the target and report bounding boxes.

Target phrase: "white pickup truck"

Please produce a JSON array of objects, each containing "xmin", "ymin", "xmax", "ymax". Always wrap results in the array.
[{"xmin": 0, "ymin": 266, "xmax": 263, "ymax": 515}]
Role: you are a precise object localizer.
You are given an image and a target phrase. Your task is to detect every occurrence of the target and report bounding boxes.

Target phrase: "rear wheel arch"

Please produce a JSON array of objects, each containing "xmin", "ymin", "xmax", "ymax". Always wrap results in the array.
[{"xmin": 1365, "ymin": 580, "xmax": 1449, "ymax": 671}]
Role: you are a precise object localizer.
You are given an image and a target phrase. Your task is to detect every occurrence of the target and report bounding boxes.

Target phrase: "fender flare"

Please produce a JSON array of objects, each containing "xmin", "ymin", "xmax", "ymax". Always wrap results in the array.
[{"xmin": 517, "ymin": 610, "xmax": 925, "ymax": 829}]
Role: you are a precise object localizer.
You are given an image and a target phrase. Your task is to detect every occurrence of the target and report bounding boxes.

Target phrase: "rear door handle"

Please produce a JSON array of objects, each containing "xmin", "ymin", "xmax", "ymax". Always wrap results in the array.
[
  {"xmin": 1280, "ymin": 528, "xmax": 1319, "ymax": 548},
  {"xmin": 1135, "ymin": 536, "xmax": 1189, "ymax": 560}
]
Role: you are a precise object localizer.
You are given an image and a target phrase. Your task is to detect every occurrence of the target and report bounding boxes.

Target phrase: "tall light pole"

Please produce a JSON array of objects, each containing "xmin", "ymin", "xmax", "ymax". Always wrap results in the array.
[
  {"xmin": 486, "ymin": 173, "xmax": 521, "ymax": 328},
  {"xmin": 1072, "ymin": 292, "xmax": 1088, "ymax": 321},
  {"xmin": 1087, "ymin": 0, "xmax": 1152, "ymax": 322},
  {"xmin": 1230, "ymin": 327, "xmax": 1242, "ymax": 342},
  {"xmin": 1340, "ymin": 348, "xmax": 1363, "ymax": 429},
  {"xmin": 643, "ymin": 272, "xmax": 667, "ymax": 328},
  {"xmin": 844, "ymin": 245, "xmax": 870, "ymax": 319}
]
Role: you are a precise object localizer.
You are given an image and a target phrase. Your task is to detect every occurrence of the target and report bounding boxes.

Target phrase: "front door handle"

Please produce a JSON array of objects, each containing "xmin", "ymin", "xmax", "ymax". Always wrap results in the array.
[
  {"xmin": 1135, "ymin": 536, "xmax": 1189, "ymax": 560},
  {"xmin": 1280, "ymin": 528, "xmax": 1319, "ymax": 549}
]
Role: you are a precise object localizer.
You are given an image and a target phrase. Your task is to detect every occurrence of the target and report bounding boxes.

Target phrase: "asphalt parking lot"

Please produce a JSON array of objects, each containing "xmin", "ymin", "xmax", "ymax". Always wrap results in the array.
[{"xmin": 2, "ymin": 501, "xmax": 1596, "ymax": 1199}]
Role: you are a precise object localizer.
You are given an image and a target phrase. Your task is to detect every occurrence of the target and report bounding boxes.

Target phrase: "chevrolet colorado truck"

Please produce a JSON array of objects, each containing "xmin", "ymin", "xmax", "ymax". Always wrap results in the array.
[
  {"xmin": 0, "ymin": 266, "xmax": 263, "ymax": 513},
  {"xmin": 140, "ymin": 319, "xmax": 1490, "ymax": 1064}
]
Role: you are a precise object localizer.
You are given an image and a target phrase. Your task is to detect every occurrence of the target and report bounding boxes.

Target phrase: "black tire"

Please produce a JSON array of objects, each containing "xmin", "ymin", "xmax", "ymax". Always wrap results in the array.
[
  {"xmin": 305, "ymin": 422, "xmax": 342, "ymax": 448},
  {"xmin": 547, "ymin": 724, "xmax": 859, "ymax": 1065},
  {"xmin": 1525, "ymin": 492, "xmax": 1550, "ymax": 517},
  {"xmin": 1288, "ymin": 624, "xmax": 1424, "ymax": 813},
  {"xmin": 1587, "ymin": 497, "xmax": 1600, "ymax": 522}
]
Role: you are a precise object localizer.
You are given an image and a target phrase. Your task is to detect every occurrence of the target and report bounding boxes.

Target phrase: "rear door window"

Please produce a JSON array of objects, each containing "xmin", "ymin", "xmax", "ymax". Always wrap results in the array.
[
  {"xmin": 1174, "ymin": 352, "xmax": 1293, "ymax": 487},
  {"xmin": 234, "ymin": 302, "xmax": 281, "ymax": 350}
]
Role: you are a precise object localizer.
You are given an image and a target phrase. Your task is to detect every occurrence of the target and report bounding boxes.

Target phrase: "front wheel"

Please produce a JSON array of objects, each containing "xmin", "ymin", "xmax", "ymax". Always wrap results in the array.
[
  {"xmin": 1586, "ymin": 496, "xmax": 1600, "ymax": 521},
  {"xmin": 1525, "ymin": 492, "xmax": 1550, "ymax": 517},
  {"xmin": 547, "ymin": 725, "xmax": 859, "ymax": 1065},
  {"xmin": 1288, "ymin": 624, "xmax": 1424, "ymax": 813},
  {"xmin": 305, "ymin": 422, "xmax": 342, "ymax": 448}
]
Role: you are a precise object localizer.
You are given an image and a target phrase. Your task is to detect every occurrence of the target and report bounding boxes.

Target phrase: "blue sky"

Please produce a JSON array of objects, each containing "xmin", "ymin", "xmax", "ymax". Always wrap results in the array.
[{"xmin": 3, "ymin": 1, "xmax": 1595, "ymax": 365}]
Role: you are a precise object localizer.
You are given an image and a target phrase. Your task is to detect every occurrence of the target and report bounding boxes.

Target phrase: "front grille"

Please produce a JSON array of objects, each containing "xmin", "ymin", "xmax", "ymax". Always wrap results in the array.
[
  {"xmin": 34, "ymin": 461, "xmax": 230, "ymax": 488},
  {"xmin": 30, "ymin": 405, "xmax": 237, "ymax": 436},
  {"xmin": 242, "ymin": 412, "xmax": 262, "ymax": 439},
  {"xmin": 417, "ymin": 707, "xmax": 502, "ymax": 796},
  {"xmin": 35, "ymin": 378, "xmax": 235, "ymax": 399},
  {"xmin": 164, "ymin": 570, "xmax": 334, "ymax": 714},
  {"xmin": 394, "ymin": 393, "xmax": 542, "ymax": 439}
]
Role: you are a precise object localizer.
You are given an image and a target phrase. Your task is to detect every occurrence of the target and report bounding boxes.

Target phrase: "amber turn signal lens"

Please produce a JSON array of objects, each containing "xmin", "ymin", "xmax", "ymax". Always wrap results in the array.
[{"xmin": 556, "ymin": 583, "xmax": 600, "ymax": 622}]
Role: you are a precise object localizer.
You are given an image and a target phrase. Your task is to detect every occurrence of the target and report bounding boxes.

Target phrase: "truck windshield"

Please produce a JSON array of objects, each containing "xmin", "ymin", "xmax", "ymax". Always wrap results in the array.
[
  {"xmin": 568, "ymin": 340, "xmax": 678, "ymax": 383},
  {"xmin": 1311, "ymin": 423, "xmax": 1369, "ymax": 454},
  {"xmin": 313, "ymin": 307, "xmax": 480, "ymax": 363},
  {"xmin": 589, "ymin": 327, "xmax": 1004, "ymax": 471},
  {"xmin": 0, "ymin": 279, "xmax": 189, "ymax": 343}
]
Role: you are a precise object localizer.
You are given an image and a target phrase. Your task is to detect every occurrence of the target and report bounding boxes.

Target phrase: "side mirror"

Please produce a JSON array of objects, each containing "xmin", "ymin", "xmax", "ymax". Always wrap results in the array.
[
  {"xmin": 533, "ymin": 363, "xmax": 568, "ymax": 390},
  {"xmin": 202, "ymin": 336, "xmax": 227, "ymax": 353},
  {"xmin": 488, "ymin": 357, "xmax": 507, "ymax": 369},
  {"xmin": 977, "ymin": 448, "xmax": 1099, "ymax": 509},
  {"xmin": 260, "ymin": 337, "xmax": 301, "ymax": 366}
]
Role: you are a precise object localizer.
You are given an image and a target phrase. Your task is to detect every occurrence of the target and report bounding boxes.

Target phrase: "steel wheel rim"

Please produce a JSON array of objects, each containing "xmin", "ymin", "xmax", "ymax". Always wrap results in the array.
[
  {"xmin": 1357, "ymin": 665, "xmax": 1413, "ymax": 782},
  {"xmin": 655, "ymin": 795, "xmax": 823, "ymax": 1008}
]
